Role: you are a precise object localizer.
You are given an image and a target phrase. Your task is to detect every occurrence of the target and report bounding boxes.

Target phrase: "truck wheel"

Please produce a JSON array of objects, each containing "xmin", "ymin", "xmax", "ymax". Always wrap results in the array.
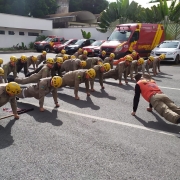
[
  {"xmin": 44, "ymin": 46, "xmax": 50, "ymax": 53},
  {"xmin": 175, "ymin": 55, "xmax": 179, "ymax": 65}
]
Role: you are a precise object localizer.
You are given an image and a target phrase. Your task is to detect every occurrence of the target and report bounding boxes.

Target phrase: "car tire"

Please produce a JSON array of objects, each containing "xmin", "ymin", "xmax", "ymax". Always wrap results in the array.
[
  {"xmin": 175, "ymin": 55, "xmax": 179, "ymax": 65},
  {"xmin": 44, "ymin": 46, "xmax": 50, "ymax": 53},
  {"xmin": 36, "ymin": 49, "xmax": 41, "ymax": 52}
]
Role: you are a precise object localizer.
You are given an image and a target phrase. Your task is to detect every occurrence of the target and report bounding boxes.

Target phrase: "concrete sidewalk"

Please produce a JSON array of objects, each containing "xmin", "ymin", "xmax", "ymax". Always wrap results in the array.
[{"xmin": 0, "ymin": 49, "xmax": 36, "ymax": 54}]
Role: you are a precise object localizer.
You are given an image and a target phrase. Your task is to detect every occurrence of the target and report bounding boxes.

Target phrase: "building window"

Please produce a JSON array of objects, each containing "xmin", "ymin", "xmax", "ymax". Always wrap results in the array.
[
  {"xmin": 28, "ymin": 32, "xmax": 39, "ymax": 36},
  {"xmin": 8, "ymin": 31, "xmax": 15, "ymax": 35},
  {"xmin": 19, "ymin": 32, "xmax": 24, "ymax": 35},
  {"xmin": 0, "ymin": 30, "xmax": 5, "ymax": 35}
]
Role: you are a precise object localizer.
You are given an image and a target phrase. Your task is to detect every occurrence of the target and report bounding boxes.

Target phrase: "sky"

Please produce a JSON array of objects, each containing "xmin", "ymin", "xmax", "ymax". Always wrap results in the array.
[{"xmin": 107, "ymin": 0, "xmax": 158, "ymax": 8}]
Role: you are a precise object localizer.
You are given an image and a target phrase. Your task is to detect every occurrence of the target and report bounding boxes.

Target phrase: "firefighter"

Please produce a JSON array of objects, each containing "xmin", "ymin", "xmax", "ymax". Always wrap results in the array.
[
  {"xmin": 104, "ymin": 53, "xmax": 115, "ymax": 69},
  {"xmin": 84, "ymin": 57, "xmax": 103, "ymax": 69},
  {"xmin": 56, "ymin": 49, "xmax": 66, "ymax": 57},
  {"xmin": 36, "ymin": 51, "xmax": 47, "ymax": 68},
  {"xmin": 63, "ymin": 54, "xmax": 71, "ymax": 61},
  {"xmin": 0, "ymin": 58, "xmax": 3, "ymax": 67},
  {"xmin": 16, "ymin": 55, "xmax": 28, "ymax": 76},
  {"xmin": 141, "ymin": 56, "xmax": 154, "ymax": 75},
  {"xmin": 74, "ymin": 48, "xmax": 83, "ymax": 58},
  {"xmin": 3, "ymin": 56, "xmax": 17, "ymax": 83},
  {"xmin": 79, "ymin": 50, "xmax": 88, "ymax": 60},
  {"xmin": 0, "ymin": 82, "xmax": 21, "ymax": 119},
  {"xmin": 60, "ymin": 68, "xmax": 96, "ymax": 100},
  {"xmin": 131, "ymin": 73, "xmax": 180, "ymax": 124},
  {"xmin": 113, "ymin": 50, "xmax": 140, "ymax": 65},
  {"xmin": 27, "ymin": 55, "xmax": 37, "ymax": 71},
  {"xmin": 15, "ymin": 58, "xmax": 54, "ymax": 84},
  {"xmin": 51, "ymin": 57, "xmax": 64, "ymax": 77},
  {"xmin": 103, "ymin": 55, "xmax": 133, "ymax": 85},
  {"xmin": 128, "ymin": 58, "xmax": 144, "ymax": 80},
  {"xmin": 90, "ymin": 63, "xmax": 111, "ymax": 91},
  {"xmin": 17, "ymin": 76, "xmax": 62, "ymax": 112},
  {"xmin": 60, "ymin": 59, "xmax": 86, "ymax": 73},
  {"xmin": 0, "ymin": 67, "xmax": 4, "ymax": 83},
  {"xmin": 153, "ymin": 54, "xmax": 165, "ymax": 76},
  {"xmin": 98, "ymin": 50, "xmax": 106, "ymax": 61},
  {"xmin": 131, "ymin": 50, "xmax": 141, "ymax": 60}
]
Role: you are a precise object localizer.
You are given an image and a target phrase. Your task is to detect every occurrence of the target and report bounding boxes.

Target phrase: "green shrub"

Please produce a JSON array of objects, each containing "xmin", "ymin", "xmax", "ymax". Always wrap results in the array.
[
  {"xmin": 81, "ymin": 29, "xmax": 91, "ymax": 39},
  {"xmin": 29, "ymin": 42, "xmax": 34, "ymax": 49},
  {"xmin": 35, "ymin": 35, "xmax": 47, "ymax": 41}
]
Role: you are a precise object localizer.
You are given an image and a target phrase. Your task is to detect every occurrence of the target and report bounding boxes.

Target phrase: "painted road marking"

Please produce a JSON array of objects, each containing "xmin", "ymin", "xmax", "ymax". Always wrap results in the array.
[
  {"xmin": 19, "ymin": 100, "xmax": 180, "ymax": 138},
  {"xmin": 104, "ymin": 79, "xmax": 180, "ymax": 91}
]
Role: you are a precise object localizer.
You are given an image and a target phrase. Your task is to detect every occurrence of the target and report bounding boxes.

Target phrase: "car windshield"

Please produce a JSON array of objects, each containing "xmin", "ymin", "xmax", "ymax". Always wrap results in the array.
[
  {"xmin": 62, "ymin": 40, "xmax": 69, "ymax": 45},
  {"xmin": 75, "ymin": 39, "xmax": 86, "ymax": 45},
  {"xmin": 45, "ymin": 38, "xmax": 52, "ymax": 42},
  {"xmin": 158, "ymin": 41, "xmax": 179, "ymax": 48},
  {"xmin": 91, "ymin": 40, "xmax": 104, "ymax": 46},
  {"xmin": 64, "ymin": 40, "xmax": 75, "ymax": 45},
  {"xmin": 108, "ymin": 31, "xmax": 131, "ymax": 41}
]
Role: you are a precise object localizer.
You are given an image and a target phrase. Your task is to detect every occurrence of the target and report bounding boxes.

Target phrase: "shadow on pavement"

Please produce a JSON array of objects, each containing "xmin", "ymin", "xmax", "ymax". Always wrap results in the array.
[
  {"xmin": 88, "ymin": 88, "xmax": 116, "ymax": 100},
  {"xmin": 135, "ymin": 111, "xmax": 180, "ymax": 135},
  {"xmin": 58, "ymin": 92, "xmax": 100, "ymax": 110},
  {"xmin": 17, "ymin": 101, "xmax": 63, "ymax": 126},
  {"xmin": 0, "ymin": 119, "xmax": 16, "ymax": 149},
  {"xmin": 103, "ymin": 80, "xmax": 135, "ymax": 91}
]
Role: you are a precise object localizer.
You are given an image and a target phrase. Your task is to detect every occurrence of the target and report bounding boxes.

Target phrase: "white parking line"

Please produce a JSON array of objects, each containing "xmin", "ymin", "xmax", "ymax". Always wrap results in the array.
[
  {"xmin": 19, "ymin": 100, "xmax": 180, "ymax": 138},
  {"xmin": 104, "ymin": 79, "xmax": 180, "ymax": 91}
]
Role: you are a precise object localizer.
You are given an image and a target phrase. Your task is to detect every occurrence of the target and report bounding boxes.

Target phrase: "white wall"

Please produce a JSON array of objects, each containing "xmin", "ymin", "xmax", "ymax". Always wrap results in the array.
[
  {"xmin": 42, "ymin": 27, "xmax": 112, "ymax": 40},
  {"xmin": 0, "ymin": 27, "xmax": 42, "ymax": 48},
  {"xmin": 0, "ymin": 13, "xmax": 52, "ymax": 30}
]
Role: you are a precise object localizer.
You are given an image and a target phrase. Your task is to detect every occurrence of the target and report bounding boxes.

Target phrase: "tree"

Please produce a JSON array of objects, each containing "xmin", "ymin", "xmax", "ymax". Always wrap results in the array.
[
  {"xmin": 0, "ymin": 0, "xmax": 59, "ymax": 18},
  {"xmin": 97, "ymin": 0, "xmax": 142, "ymax": 32},
  {"xmin": 69, "ymin": 0, "xmax": 109, "ymax": 14}
]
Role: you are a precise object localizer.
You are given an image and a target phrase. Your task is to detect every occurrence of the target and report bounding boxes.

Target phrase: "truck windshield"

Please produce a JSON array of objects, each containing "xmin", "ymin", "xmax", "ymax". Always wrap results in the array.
[{"xmin": 108, "ymin": 31, "xmax": 131, "ymax": 41}]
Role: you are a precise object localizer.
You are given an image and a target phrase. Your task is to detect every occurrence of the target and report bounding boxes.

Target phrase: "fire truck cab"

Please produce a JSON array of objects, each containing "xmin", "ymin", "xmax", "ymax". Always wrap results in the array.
[{"xmin": 100, "ymin": 23, "xmax": 165, "ymax": 58}]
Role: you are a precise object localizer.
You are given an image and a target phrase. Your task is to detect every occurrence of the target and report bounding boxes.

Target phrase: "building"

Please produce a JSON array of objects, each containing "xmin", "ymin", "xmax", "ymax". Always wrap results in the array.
[{"xmin": 0, "ymin": 13, "xmax": 52, "ymax": 48}]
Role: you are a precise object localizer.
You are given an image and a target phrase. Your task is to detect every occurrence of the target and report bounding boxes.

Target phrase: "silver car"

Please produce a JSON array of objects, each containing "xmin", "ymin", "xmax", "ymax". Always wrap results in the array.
[{"xmin": 150, "ymin": 40, "xmax": 180, "ymax": 64}]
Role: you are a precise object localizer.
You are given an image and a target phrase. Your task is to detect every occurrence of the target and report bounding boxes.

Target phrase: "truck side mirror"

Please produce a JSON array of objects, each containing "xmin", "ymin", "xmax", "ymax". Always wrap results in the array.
[
  {"xmin": 130, "ymin": 37, "xmax": 135, "ymax": 42},
  {"xmin": 107, "ymin": 37, "xmax": 109, "ymax": 40}
]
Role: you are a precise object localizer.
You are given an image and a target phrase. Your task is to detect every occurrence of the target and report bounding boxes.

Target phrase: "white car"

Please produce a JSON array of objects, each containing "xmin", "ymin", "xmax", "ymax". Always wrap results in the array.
[{"xmin": 150, "ymin": 40, "xmax": 180, "ymax": 64}]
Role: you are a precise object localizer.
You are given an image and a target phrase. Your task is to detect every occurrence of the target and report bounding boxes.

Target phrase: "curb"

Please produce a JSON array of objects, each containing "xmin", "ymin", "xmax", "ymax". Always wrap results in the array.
[{"xmin": 0, "ymin": 50, "xmax": 36, "ymax": 54}]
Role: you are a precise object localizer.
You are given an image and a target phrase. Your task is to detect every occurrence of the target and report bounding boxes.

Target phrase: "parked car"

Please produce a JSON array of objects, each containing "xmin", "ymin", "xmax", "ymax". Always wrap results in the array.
[
  {"xmin": 34, "ymin": 37, "xmax": 65, "ymax": 52},
  {"xmin": 53, "ymin": 39, "xmax": 78, "ymax": 53},
  {"xmin": 65, "ymin": 39, "xmax": 96, "ymax": 55},
  {"xmin": 82, "ymin": 40, "xmax": 105, "ymax": 56},
  {"xmin": 150, "ymin": 40, "xmax": 180, "ymax": 64}
]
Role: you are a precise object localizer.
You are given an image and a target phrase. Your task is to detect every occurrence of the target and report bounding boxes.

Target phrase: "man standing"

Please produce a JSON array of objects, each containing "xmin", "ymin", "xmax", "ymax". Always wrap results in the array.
[
  {"xmin": 131, "ymin": 73, "xmax": 180, "ymax": 124},
  {"xmin": 17, "ymin": 76, "xmax": 62, "ymax": 112},
  {"xmin": 0, "ymin": 82, "xmax": 21, "ymax": 119}
]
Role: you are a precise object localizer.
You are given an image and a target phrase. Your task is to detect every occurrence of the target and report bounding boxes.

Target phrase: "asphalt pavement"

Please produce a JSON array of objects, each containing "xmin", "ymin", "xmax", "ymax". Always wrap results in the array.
[{"xmin": 0, "ymin": 52, "xmax": 180, "ymax": 180}]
